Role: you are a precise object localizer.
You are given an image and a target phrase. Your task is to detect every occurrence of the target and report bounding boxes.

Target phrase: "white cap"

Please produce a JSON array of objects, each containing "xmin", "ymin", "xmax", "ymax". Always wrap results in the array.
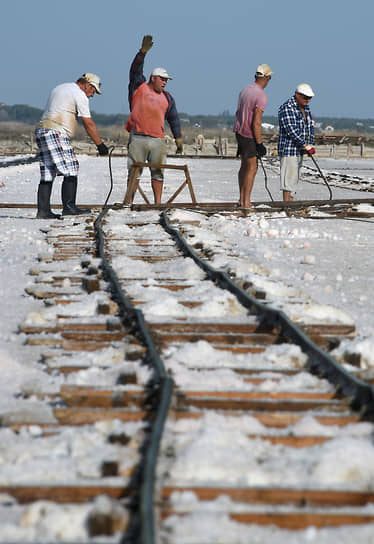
[
  {"xmin": 255, "ymin": 64, "xmax": 273, "ymax": 77},
  {"xmin": 296, "ymin": 83, "xmax": 314, "ymax": 97},
  {"xmin": 82, "ymin": 73, "xmax": 102, "ymax": 94},
  {"xmin": 151, "ymin": 67, "xmax": 172, "ymax": 80}
]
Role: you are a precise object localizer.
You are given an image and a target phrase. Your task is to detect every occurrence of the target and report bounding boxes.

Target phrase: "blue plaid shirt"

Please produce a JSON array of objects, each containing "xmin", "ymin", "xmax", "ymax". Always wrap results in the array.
[{"xmin": 278, "ymin": 96, "xmax": 314, "ymax": 156}]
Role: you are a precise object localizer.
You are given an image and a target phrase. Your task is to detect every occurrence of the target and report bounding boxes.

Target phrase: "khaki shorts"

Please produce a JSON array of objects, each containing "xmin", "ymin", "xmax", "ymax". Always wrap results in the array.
[
  {"xmin": 127, "ymin": 133, "xmax": 167, "ymax": 182},
  {"xmin": 280, "ymin": 155, "xmax": 303, "ymax": 193}
]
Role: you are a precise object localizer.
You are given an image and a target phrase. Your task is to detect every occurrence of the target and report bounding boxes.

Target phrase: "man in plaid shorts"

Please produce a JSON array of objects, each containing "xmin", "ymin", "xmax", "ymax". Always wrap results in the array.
[{"xmin": 35, "ymin": 73, "xmax": 108, "ymax": 218}]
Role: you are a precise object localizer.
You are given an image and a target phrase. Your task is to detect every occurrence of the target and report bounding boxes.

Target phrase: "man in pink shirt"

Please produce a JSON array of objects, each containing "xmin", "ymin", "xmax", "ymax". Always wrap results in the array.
[{"xmin": 233, "ymin": 64, "xmax": 272, "ymax": 208}]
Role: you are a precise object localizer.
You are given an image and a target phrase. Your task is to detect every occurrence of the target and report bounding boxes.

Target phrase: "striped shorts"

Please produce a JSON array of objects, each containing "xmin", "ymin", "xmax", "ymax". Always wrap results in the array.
[{"xmin": 35, "ymin": 128, "xmax": 79, "ymax": 182}]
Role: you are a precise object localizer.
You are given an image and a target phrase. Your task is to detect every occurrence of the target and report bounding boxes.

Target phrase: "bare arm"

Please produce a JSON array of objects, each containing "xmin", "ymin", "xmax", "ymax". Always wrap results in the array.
[
  {"xmin": 81, "ymin": 117, "xmax": 102, "ymax": 146},
  {"xmin": 252, "ymin": 107, "xmax": 264, "ymax": 143}
]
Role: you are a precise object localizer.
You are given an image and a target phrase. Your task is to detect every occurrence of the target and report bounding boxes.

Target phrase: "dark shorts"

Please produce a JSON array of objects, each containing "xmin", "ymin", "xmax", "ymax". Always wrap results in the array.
[{"xmin": 235, "ymin": 133, "xmax": 257, "ymax": 159}]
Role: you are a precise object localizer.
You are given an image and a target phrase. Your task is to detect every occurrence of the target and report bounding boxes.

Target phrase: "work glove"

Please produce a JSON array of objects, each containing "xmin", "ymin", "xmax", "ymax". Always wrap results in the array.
[
  {"xmin": 97, "ymin": 142, "xmax": 109, "ymax": 156},
  {"xmin": 304, "ymin": 144, "xmax": 316, "ymax": 155},
  {"xmin": 175, "ymin": 138, "xmax": 183, "ymax": 154},
  {"xmin": 256, "ymin": 142, "xmax": 267, "ymax": 157},
  {"xmin": 141, "ymin": 35, "xmax": 154, "ymax": 53}
]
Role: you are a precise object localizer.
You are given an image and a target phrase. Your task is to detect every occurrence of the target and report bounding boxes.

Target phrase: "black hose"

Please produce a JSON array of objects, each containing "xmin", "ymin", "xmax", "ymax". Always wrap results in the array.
[
  {"xmin": 309, "ymin": 154, "xmax": 333, "ymax": 200},
  {"xmin": 258, "ymin": 156, "xmax": 274, "ymax": 201},
  {"xmin": 102, "ymin": 145, "xmax": 116, "ymax": 209},
  {"xmin": 94, "ymin": 207, "xmax": 173, "ymax": 544}
]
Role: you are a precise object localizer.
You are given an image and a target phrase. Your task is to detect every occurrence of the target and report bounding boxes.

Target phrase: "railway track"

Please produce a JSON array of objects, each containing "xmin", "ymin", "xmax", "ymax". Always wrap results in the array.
[{"xmin": 1, "ymin": 199, "xmax": 374, "ymax": 543}]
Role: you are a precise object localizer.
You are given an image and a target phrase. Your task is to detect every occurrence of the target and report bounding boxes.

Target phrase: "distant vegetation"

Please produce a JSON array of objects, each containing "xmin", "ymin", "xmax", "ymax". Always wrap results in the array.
[{"xmin": 1, "ymin": 103, "xmax": 374, "ymax": 135}]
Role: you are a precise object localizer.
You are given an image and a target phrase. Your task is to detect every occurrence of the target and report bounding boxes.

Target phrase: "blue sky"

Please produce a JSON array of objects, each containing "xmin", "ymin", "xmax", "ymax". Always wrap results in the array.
[{"xmin": 2, "ymin": 0, "xmax": 373, "ymax": 119}]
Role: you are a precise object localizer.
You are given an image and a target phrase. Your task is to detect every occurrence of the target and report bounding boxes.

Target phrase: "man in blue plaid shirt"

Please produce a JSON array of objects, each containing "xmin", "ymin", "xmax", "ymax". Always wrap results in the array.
[{"xmin": 278, "ymin": 83, "xmax": 315, "ymax": 201}]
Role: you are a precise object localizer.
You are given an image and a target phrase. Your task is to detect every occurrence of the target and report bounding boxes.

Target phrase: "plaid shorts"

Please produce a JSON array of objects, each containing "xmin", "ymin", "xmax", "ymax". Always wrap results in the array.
[{"xmin": 35, "ymin": 128, "xmax": 79, "ymax": 182}]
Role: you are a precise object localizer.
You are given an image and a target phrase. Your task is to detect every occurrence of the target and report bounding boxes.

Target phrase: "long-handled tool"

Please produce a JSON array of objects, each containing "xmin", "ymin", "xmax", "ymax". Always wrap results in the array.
[
  {"xmin": 258, "ymin": 156, "xmax": 274, "ymax": 201},
  {"xmin": 309, "ymin": 154, "xmax": 333, "ymax": 200}
]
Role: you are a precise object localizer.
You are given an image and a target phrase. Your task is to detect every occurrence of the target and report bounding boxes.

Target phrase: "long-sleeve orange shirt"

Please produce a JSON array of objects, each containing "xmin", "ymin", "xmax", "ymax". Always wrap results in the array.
[
  {"xmin": 126, "ymin": 82, "xmax": 169, "ymax": 138},
  {"xmin": 126, "ymin": 50, "xmax": 181, "ymax": 139}
]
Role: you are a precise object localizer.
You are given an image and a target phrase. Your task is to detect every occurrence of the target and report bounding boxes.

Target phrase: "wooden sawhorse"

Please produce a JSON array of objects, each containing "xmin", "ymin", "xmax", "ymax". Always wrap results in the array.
[{"xmin": 123, "ymin": 161, "xmax": 197, "ymax": 205}]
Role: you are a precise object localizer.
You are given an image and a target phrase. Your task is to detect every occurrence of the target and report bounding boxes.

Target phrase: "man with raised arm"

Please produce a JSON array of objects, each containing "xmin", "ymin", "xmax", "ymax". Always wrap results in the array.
[{"xmin": 126, "ymin": 35, "xmax": 183, "ymax": 204}]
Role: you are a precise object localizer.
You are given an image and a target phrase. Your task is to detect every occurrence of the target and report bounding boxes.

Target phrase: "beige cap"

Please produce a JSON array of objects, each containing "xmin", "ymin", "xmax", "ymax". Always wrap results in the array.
[
  {"xmin": 255, "ymin": 64, "xmax": 273, "ymax": 77},
  {"xmin": 296, "ymin": 83, "xmax": 314, "ymax": 97},
  {"xmin": 82, "ymin": 73, "xmax": 102, "ymax": 94},
  {"xmin": 151, "ymin": 67, "xmax": 172, "ymax": 80}
]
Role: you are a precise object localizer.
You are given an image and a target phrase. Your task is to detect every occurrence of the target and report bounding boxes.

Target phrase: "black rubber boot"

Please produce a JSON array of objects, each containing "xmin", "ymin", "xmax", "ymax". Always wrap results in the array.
[
  {"xmin": 36, "ymin": 181, "xmax": 61, "ymax": 219},
  {"xmin": 61, "ymin": 176, "xmax": 90, "ymax": 215}
]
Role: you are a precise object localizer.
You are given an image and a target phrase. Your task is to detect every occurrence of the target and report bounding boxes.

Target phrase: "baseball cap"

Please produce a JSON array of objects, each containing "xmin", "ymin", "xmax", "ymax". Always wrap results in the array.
[
  {"xmin": 82, "ymin": 73, "xmax": 102, "ymax": 94},
  {"xmin": 296, "ymin": 83, "xmax": 314, "ymax": 97},
  {"xmin": 255, "ymin": 64, "xmax": 273, "ymax": 77},
  {"xmin": 151, "ymin": 67, "xmax": 172, "ymax": 80}
]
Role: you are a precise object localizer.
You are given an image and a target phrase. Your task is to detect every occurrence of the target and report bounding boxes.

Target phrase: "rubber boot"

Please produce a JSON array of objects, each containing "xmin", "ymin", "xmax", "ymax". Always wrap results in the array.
[
  {"xmin": 36, "ymin": 181, "xmax": 61, "ymax": 219},
  {"xmin": 61, "ymin": 176, "xmax": 90, "ymax": 215}
]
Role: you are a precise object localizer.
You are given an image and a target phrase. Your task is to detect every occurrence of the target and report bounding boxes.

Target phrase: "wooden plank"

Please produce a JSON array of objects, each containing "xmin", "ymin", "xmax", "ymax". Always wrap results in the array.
[
  {"xmin": 216, "ymin": 345, "xmax": 267, "ymax": 353},
  {"xmin": 123, "ymin": 164, "xmax": 141, "ymax": 204},
  {"xmin": 171, "ymin": 368, "xmax": 300, "ymax": 383},
  {"xmin": 20, "ymin": 322, "xmax": 116, "ymax": 334},
  {"xmin": 26, "ymin": 336, "xmax": 62, "ymax": 346},
  {"xmin": 151, "ymin": 284, "xmax": 191, "ymax": 291},
  {"xmin": 228, "ymin": 511, "xmax": 374, "ymax": 528},
  {"xmin": 2, "ymin": 198, "xmax": 373, "ymax": 211},
  {"xmin": 172, "ymin": 410, "xmax": 360, "ymax": 427},
  {"xmin": 161, "ymin": 508, "xmax": 374, "ymax": 531},
  {"xmin": 232, "ymin": 368, "xmax": 300, "ymax": 376},
  {"xmin": 59, "ymin": 386, "xmax": 144, "ymax": 408},
  {"xmin": 301, "ymin": 323, "xmax": 356, "ymax": 336},
  {"xmin": 54, "ymin": 408, "xmax": 147, "ymax": 425},
  {"xmin": 162, "ymin": 486, "xmax": 374, "ymax": 507},
  {"xmin": 181, "ymin": 390, "xmax": 337, "ymax": 400},
  {"xmin": 52, "ymin": 237, "xmax": 93, "ymax": 242},
  {"xmin": 125, "ymin": 255, "xmax": 174, "ymax": 262},
  {"xmin": 0, "ymin": 484, "xmax": 131, "ymax": 504},
  {"xmin": 125, "ymin": 161, "xmax": 188, "ymax": 171},
  {"xmin": 178, "ymin": 395, "xmax": 346, "ymax": 412},
  {"xmin": 184, "ymin": 164, "xmax": 197, "ymax": 203},
  {"xmin": 150, "ymin": 321, "xmax": 271, "ymax": 333},
  {"xmin": 60, "ymin": 331, "xmax": 126, "ymax": 342},
  {"xmin": 47, "ymin": 365, "xmax": 97, "ymax": 374},
  {"xmin": 155, "ymin": 332, "xmax": 279, "ymax": 345},
  {"xmin": 161, "ymin": 509, "xmax": 374, "ymax": 528},
  {"xmin": 61, "ymin": 341, "xmax": 117, "ymax": 351},
  {"xmin": 25, "ymin": 288, "xmax": 81, "ymax": 299},
  {"xmin": 247, "ymin": 435, "xmax": 331, "ymax": 447}
]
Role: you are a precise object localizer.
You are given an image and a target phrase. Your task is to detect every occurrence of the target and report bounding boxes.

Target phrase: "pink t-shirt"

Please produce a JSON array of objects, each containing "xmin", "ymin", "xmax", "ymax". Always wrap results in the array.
[
  {"xmin": 233, "ymin": 82, "xmax": 268, "ymax": 138},
  {"xmin": 126, "ymin": 82, "xmax": 168, "ymax": 138}
]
